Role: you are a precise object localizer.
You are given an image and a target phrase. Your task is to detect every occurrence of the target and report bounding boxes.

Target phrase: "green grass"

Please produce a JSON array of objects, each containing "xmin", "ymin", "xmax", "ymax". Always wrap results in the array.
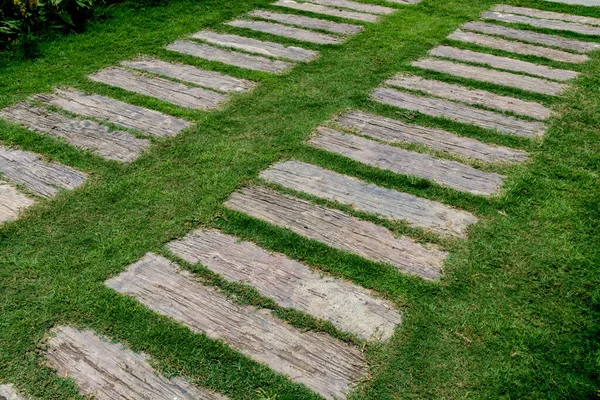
[{"xmin": 1, "ymin": 0, "xmax": 599, "ymax": 398}]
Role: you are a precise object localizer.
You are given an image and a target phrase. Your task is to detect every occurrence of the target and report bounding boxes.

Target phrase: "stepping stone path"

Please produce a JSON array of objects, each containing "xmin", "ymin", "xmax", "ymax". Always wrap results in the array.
[
  {"xmin": 483, "ymin": 9, "xmax": 600, "ymax": 36},
  {"xmin": 249, "ymin": 9, "xmax": 363, "ymax": 34},
  {"xmin": 0, "ymin": 384, "xmax": 26, "ymax": 400},
  {"xmin": 301, "ymin": 0, "xmax": 395, "ymax": 15},
  {"xmin": 45, "ymin": 326, "xmax": 228, "ymax": 399},
  {"xmin": 274, "ymin": 0, "xmax": 380, "ymax": 22},
  {"xmin": 227, "ymin": 19, "xmax": 343, "ymax": 44},
  {"xmin": 106, "ymin": 253, "xmax": 368, "ymax": 399}
]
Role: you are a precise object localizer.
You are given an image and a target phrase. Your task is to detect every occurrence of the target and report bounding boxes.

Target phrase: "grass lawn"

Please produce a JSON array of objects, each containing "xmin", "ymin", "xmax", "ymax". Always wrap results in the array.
[{"xmin": 1, "ymin": 0, "xmax": 599, "ymax": 398}]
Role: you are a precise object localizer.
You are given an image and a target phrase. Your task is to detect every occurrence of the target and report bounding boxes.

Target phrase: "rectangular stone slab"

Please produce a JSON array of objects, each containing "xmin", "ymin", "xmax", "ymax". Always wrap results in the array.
[
  {"xmin": 226, "ymin": 19, "xmax": 341, "ymax": 45},
  {"xmin": 34, "ymin": 89, "xmax": 191, "ymax": 138},
  {"xmin": 167, "ymin": 40, "xmax": 292, "ymax": 73},
  {"xmin": 0, "ymin": 147, "xmax": 87, "ymax": 198},
  {"xmin": 167, "ymin": 228, "xmax": 402, "ymax": 341},
  {"xmin": 225, "ymin": 186, "xmax": 447, "ymax": 278},
  {"xmin": 386, "ymin": 74, "xmax": 551, "ymax": 120},
  {"xmin": 372, "ymin": 87, "xmax": 546, "ymax": 137},
  {"xmin": 544, "ymin": 0, "xmax": 600, "ymax": 6},
  {"xmin": 106, "ymin": 253, "xmax": 368, "ymax": 400},
  {"xmin": 303, "ymin": 0, "xmax": 395, "ymax": 14},
  {"xmin": 123, "ymin": 59, "xmax": 255, "ymax": 93},
  {"xmin": 260, "ymin": 160, "xmax": 478, "ymax": 237},
  {"xmin": 274, "ymin": 0, "xmax": 379, "ymax": 22},
  {"xmin": 337, "ymin": 110, "xmax": 530, "ymax": 162},
  {"xmin": 482, "ymin": 11, "xmax": 600, "ymax": 36},
  {"xmin": 461, "ymin": 21, "xmax": 600, "ymax": 53},
  {"xmin": 191, "ymin": 30, "xmax": 318, "ymax": 61},
  {"xmin": 45, "ymin": 326, "xmax": 228, "ymax": 400},
  {"xmin": 412, "ymin": 58, "xmax": 566, "ymax": 96},
  {"xmin": 0, "ymin": 181, "xmax": 34, "ymax": 224},
  {"xmin": 310, "ymin": 127, "xmax": 506, "ymax": 195},
  {"xmin": 0, "ymin": 385, "xmax": 26, "ymax": 400},
  {"xmin": 0, "ymin": 103, "xmax": 149, "ymax": 163},
  {"xmin": 494, "ymin": 4, "xmax": 600, "ymax": 26},
  {"xmin": 249, "ymin": 10, "xmax": 363, "ymax": 34},
  {"xmin": 89, "ymin": 67, "xmax": 227, "ymax": 110},
  {"xmin": 429, "ymin": 46, "xmax": 578, "ymax": 81},
  {"xmin": 448, "ymin": 29, "xmax": 588, "ymax": 63}
]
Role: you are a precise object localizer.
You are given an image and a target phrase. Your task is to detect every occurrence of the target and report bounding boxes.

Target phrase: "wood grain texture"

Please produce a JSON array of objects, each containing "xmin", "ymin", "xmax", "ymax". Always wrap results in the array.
[
  {"xmin": 0, "ymin": 103, "xmax": 149, "ymax": 162},
  {"xmin": 123, "ymin": 59, "xmax": 255, "ymax": 92},
  {"xmin": 386, "ymin": 74, "xmax": 551, "ymax": 120},
  {"xmin": 274, "ymin": 0, "xmax": 379, "ymax": 22},
  {"xmin": 45, "ymin": 326, "xmax": 228, "ymax": 400},
  {"xmin": 260, "ymin": 160, "xmax": 478, "ymax": 237},
  {"xmin": 372, "ymin": 87, "xmax": 546, "ymax": 137},
  {"xmin": 461, "ymin": 21, "xmax": 600, "ymax": 53},
  {"xmin": 225, "ymin": 186, "xmax": 447, "ymax": 278},
  {"xmin": 412, "ymin": 58, "xmax": 566, "ymax": 96},
  {"xmin": 89, "ymin": 67, "xmax": 226, "ymax": 109},
  {"xmin": 482, "ymin": 11, "xmax": 600, "ymax": 36},
  {"xmin": 448, "ymin": 29, "xmax": 588, "ymax": 63},
  {"xmin": 167, "ymin": 40, "xmax": 292, "ymax": 73},
  {"xmin": 0, "ymin": 385, "xmax": 26, "ymax": 400},
  {"xmin": 0, "ymin": 147, "xmax": 87, "ymax": 198},
  {"xmin": 167, "ymin": 228, "xmax": 402, "ymax": 341},
  {"xmin": 191, "ymin": 30, "xmax": 318, "ymax": 61},
  {"xmin": 430, "ymin": 46, "xmax": 578, "ymax": 81},
  {"xmin": 34, "ymin": 89, "xmax": 191, "ymax": 138},
  {"xmin": 226, "ymin": 19, "xmax": 341, "ymax": 44},
  {"xmin": 337, "ymin": 110, "xmax": 529, "ymax": 162},
  {"xmin": 494, "ymin": 4, "xmax": 600, "ymax": 26},
  {"xmin": 0, "ymin": 182, "xmax": 34, "ymax": 224},
  {"xmin": 303, "ymin": 0, "xmax": 395, "ymax": 14},
  {"xmin": 249, "ymin": 10, "xmax": 363, "ymax": 34},
  {"xmin": 106, "ymin": 253, "xmax": 368, "ymax": 399}
]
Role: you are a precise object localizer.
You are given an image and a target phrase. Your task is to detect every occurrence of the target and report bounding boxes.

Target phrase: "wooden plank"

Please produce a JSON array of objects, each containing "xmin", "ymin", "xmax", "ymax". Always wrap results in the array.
[
  {"xmin": 482, "ymin": 11, "xmax": 600, "ymax": 36},
  {"xmin": 0, "ymin": 385, "xmax": 26, "ymax": 400},
  {"xmin": 274, "ymin": 0, "xmax": 379, "ymax": 22},
  {"xmin": 386, "ymin": 74, "xmax": 551, "ymax": 120},
  {"xmin": 249, "ymin": 10, "xmax": 363, "ymax": 34},
  {"xmin": 303, "ymin": 0, "xmax": 395, "ymax": 14},
  {"xmin": 0, "ymin": 147, "xmax": 87, "ymax": 198},
  {"xmin": 337, "ymin": 110, "xmax": 530, "ymax": 162},
  {"xmin": 429, "ymin": 46, "xmax": 578, "ymax": 81},
  {"xmin": 106, "ymin": 253, "xmax": 368, "ymax": 400},
  {"xmin": 226, "ymin": 19, "xmax": 341, "ymax": 45},
  {"xmin": 45, "ymin": 326, "xmax": 228, "ymax": 400},
  {"xmin": 0, "ymin": 103, "xmax": 149, "ymax": 163},
  {"xmin": 309, "ymin": 127, "xmax": 505, "ymax": 195},
  {"xmin": 461, "ymin": 21, "xmax": 600, "ymax": 53},
  {"xmin": 34, "ymin": 89, "xmax": 191, "ymax": 138},
  {"xmin": 260, "ymin": 160, "xmax": 478, "ymax": 237},
  {"xmin": 494, "ymin": 4, "xmax": 600, "ymax": 26},
  {"xmin": 167, "ymin": 40, "xmax": 292, "ymax": 73},
  {"xmin": 0, "ymin": 181, "xmax": 34, "ymax": 224},
  {"xmin": 123, "ymin": 59, "xmax": 255, "ymax": 93},
  {"xmin": 225, "ymin": 187, "xmax": 447, "ymax": 278},
  {"xmin": 167, "ymin": 228, "xmax": 403, "ymax": 340},
  {"xmin": 191, "ymin": 30, "xmax": 318, "ymax": 62},
  {"xmin": 544, "ymin": 0, "xmax": 600, "ymax": 6},
  {"xmin": 448, "ymin": 29, "xmax": 588, "ymax": 63},
  {"xmin": 412, "ymin": 58, "xmax": 566, "ymax": 96},
  {"xmin": 89, "ymin": 67, "xmax": 226, "ymax": 110},
  {"xmin": 372, "ymin": 87, "xmax": 546, "ymax": 137}
]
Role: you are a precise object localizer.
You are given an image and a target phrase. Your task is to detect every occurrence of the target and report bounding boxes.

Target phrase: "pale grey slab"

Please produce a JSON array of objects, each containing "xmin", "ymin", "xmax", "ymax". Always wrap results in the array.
[
  {"xmin": 123, "ymin": 59, "xmax": 255, "ymax": 93},
  {"xmin": 260, "ymin": 160, "xmax": 478, "ymax": 237},
  {"xmin": 167, "ymin": 40, "xmax": 293, "ymax": 73},
  {"xmin": 482, "ymin": 11, "xmax": 600, "ymax": 36},
  {"xmin": 46, "ymin": 326, "xmax": 228, "ymax": 400},
  {"xmin": 412, "ymin": 58, "xmax": 566, "ymax": 96},
  {"xmin": 274, "ymin": 0, "xmax": 379, "ymax": 22},
  {"xmin": 494, "ymin": 4, "xmax": 600, "ymax": 26},
  {"xmin": 303, "ymin": 0, "xmax": 395, "ymax": 14},
  {"xmin": 448, "ymin": 29, "xmax": 588, "ymax": 63},
  {"xmin": 0, "ymin": 103, "xmax": 149, "ymax": 162},
  {"xmin": 372, "ymin": 87, "xmax": 546, "ymax": 137},
  {"xmin": 249, "ymin": 10, "xmax": 363, "ymax": 34},
  {"xmin": 106, "ymin": 253, "xmax": 367, "ymax": 400},
  {"xmin": 0, "ymin": 182, "xmax": 34, "ymax": 224},
  {"xmin": 386, "ymin": 74, "xmax": 551, "ymax": 120},
  {"xmin": 0, "ymin": 147, "xmax": 87, "ymax": 198},
  {"xmin": 34, "ymin": 89, "xmax": 191, "ymax": 138},
  {"xmin": 544, "ymin": 0, "xmax": 600, "ymax": 6},
  {"xmin": 225, "ymin": 186, "xmax": 447, "ymax": 278},
  {"xmin": 0, "ymin": 385, "xmax": 26, "ymax": 400},
  {"xmin": 167, "ymin": 228, "xmax": 402, "ymax": 341},
  {"xmin": 430, "ymin": 46, "xmax": 578, "ymax": 81},
  {"xmin": 227, "ymin": 19, "xmax": 341, "ymax": 44},
  {"xmin": 462, "ymin": 21, "xmax": 600, "ymax": 53},
  {"xmin": 89, "ymin": 67, "xmax": 226, "ymax": 109},
  {"xmin": 385, "ymin": 0, "xmax": 420, "ymax": 3},
  {"xmin": 337, "ymin": 110, "xmax": 530, "ymax": 162},
  {"xmin": 191, "ymin": 30, "xmax": 318, "ymax": 61}
]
